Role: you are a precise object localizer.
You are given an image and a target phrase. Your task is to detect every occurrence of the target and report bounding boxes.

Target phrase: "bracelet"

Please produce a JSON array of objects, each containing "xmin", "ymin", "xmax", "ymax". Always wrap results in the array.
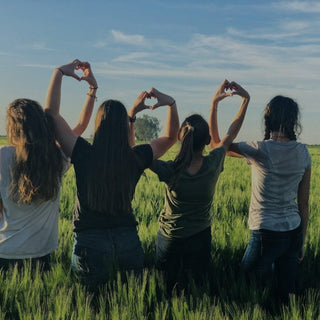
[
  {"xmin": 169, "ymin": 100, "xmax": 176, "ymax": 106},
  {"xmin": 57, "ymin": 68, "xmax": 64, "ymax": 75},
  {"xmin": 128, "ymin": 116, "xmax": 136, "ymax": 123},
  {"xmin": 87, "ymin": 93, "xmax": 98, "ymax": 101},
  {"xmin": 89, "ymin": 86, "xmax": 98, "ymax": 90}
]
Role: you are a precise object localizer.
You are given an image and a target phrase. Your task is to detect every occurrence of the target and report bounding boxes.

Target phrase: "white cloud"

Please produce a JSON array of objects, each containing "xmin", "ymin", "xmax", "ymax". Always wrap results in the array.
[
  {"xmin": 111, "ymin": 30, "xmax": 145, "ymax": 45},
  {"xmin": 93, "ymin": 41, "xmax": 108, "ymax": 48},
  {"xmin": 31, "ymin": 42, "xmax": 54, "ymax": 51},
  {"xmin": 112, "ymin": 52, "xmax": 152, "ymax": 63},
  {"xmin": 19, "ymin": 63, "xmax": 55, "ymax": 69},
  {"xmin": 275, "ymin": 1, "xmax": 320, "ymax": 13}
]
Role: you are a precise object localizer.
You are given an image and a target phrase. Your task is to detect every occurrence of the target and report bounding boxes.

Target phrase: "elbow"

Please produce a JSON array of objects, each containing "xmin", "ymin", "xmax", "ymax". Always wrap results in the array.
[
  {"xmin": 44, "ymin": 109, "xmax": 59, "ymax": 122},
  {"xmin": 167, "ymin": 135, "xmax": 178, "ymax": 147},
  {"xmin": 73, "ymin": 122, "xmax": 87, "ymax": 136}
]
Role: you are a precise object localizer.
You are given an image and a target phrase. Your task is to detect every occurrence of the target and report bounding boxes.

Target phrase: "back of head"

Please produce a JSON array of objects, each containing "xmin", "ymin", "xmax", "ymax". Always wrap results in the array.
[
  {"xmin": 87, "ymin": 99, "xmax": 135, "ymax": 213},
  {"xmin": 170, "ymin": 114, "xmax": 210, "ymax": 189},
  {"xmin": 264, "ymin": 95, "xmax": 301, "ymax": 141},
  {"xmin": 6, "ymin": 98, "xmax": 63, "ymax": 204}
]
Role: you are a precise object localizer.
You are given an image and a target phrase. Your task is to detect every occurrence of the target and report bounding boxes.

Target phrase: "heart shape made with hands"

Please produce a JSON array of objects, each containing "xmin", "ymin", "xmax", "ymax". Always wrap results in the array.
[
  {"xmin": 223, "ymin": 81, "xmax": 237, "ymax": 94},
  {"xmin": 145, "ymin": 96, "xmax": 159, "ymax": 110}
]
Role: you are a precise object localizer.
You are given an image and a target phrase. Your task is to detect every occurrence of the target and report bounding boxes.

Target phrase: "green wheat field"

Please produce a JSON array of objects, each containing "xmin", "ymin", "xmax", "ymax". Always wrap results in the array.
[{"xmin": 0, "ymin": 136, "xmax": 319, "ymax": 319}]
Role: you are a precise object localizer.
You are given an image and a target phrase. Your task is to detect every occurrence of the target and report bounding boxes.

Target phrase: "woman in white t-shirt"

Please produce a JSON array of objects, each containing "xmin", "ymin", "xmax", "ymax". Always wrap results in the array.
[
  {"xmin": 212, "ymin": 95, "xmax": 311, "ymax": 303},
  {"xmin": 0, "ymin": 62, "xmax": 97, "ymax": 271}
]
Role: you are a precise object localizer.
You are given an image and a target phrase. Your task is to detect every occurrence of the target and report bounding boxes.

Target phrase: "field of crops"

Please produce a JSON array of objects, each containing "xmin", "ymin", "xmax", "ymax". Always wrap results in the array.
[{"xmin": 0, "ymin": 139, "xmax": 319, "ymax": 319}]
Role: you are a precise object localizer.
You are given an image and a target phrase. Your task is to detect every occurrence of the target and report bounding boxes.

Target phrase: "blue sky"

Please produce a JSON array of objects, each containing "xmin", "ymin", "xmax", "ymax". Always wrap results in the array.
[{"xmin": 0, "ymin": 0, "xmax": 319, "ymax": 143}]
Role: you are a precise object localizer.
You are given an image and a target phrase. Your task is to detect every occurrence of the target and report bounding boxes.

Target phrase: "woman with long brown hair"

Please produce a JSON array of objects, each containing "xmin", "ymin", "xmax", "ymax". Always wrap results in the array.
[
  {"xmin": 45, "ymin": 60, "xmax": 179, "ymax": 289},
  {"xmin": 0, "ymin": 62, "xmax": 97, "ymax": 271}
]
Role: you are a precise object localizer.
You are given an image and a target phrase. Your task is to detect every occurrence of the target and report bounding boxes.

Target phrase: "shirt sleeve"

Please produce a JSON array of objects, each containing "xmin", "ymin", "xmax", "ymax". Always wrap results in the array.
[
  {"xmin": 304, "ymin": 146, "xmax": 312, "ymax": 170},
  {"xmin": 153, "ymin": 160, "xmax": 175, "ymax": 183},
  {"xmin": 71, "ymin": 137, "xmax": 91, "ymax": 165},
  {"xmin": 207, "ymin": 147, "xmax": 226, "ymax": 172},
  {"xmin": 238, "ymin": 141, "xmax": 264, "ymax": 165},
  {"xmin": 60, "ymin": 149, "xmax": 71, "ymax": 175},
  {"xmin": 132, "ymin": 144, "xmax": 153, "ymax": 170}
]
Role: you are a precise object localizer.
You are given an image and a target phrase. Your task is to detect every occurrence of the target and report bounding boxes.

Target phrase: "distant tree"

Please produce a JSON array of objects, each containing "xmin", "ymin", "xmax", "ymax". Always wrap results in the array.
[{"xmin": 135, "ymin": 114, "xmax": 160, "ymax": 141}]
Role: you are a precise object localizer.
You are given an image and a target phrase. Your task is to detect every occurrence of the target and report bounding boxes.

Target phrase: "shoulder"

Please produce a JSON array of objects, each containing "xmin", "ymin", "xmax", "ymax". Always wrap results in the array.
[
  {"xmin": 0, "ymin": 145, "xmax": 15, "ymax": 164},
  {"xmin": 238, "ymin": 140, "xmax": 265, "ymax": 156},
  {"xmin": 207, "ymin": 146, "xmax": 226, "ymax": 161},
  {"xmin": 71, "ymin": 137, "xmax": 92, "ymax": 164},
  {"xmin": 132, "ymin": 144, "xmax": 153, "ymax": 169},
  {"xmin": 153, "ymin": 159, "xmax": 174, "ymax": 182},
  {"xmin": 295, "ymin": 142, "xmax": 312, "ymax": 168},
  {"xmin": 238, "ymin": 140, "xmax": 263, "ymax": 151},
  {"xmin": 208, "ymin": 146, "xmax": 226, "ymax": 156}
]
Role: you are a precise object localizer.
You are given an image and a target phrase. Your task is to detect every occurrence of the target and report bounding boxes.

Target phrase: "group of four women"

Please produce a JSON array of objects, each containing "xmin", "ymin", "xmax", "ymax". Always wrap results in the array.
[{"xmin": 0, "ymin": 60, "xmax": 311, "ymax": 303}]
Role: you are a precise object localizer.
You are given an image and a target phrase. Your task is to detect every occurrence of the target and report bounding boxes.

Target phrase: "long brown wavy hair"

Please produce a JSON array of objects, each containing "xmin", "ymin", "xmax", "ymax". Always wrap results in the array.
[
  {"xmin": 86, "ymin": 100, "xmax": 137, "ymax": 214},
  {"xmin": 264, "ymin": 95, "xmax": 301, "ymax": 141},
  {"xmin": 169, "ymin": 114, "xmax": 210, "ymax": 189},
  {"xmin": 6, "ymin": 99, "xmax": 63, "ymax": 204}
]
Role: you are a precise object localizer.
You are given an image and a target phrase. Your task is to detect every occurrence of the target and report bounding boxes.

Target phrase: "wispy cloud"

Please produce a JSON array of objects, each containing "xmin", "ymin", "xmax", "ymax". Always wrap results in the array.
[
  {"xmin": 30, "ymin": 42, "xmax": 54, "ymax": 51},
  {"xmin": 275, "ymin": 1, "xmax": 320, "ymax": 13},
  {"xmin": 19, "ymin": 63, "xmax": 55, "ymax": 69},
  {"xmin": 111, "ymin": 30, "xmax": 145, "ymax": 45},
  {"xmin": 93, "ymin": 40, "xmax": 108, "ymax": 48},
  {"xmin": 112, "ymin": 52, "xmax": 152, "ymax": 63}
]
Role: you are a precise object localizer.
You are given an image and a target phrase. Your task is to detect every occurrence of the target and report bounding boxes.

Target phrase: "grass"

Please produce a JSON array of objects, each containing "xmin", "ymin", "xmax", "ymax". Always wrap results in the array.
[{"xmin": 0, "ymin": 139, "xmax": 319, "ymax": 319}]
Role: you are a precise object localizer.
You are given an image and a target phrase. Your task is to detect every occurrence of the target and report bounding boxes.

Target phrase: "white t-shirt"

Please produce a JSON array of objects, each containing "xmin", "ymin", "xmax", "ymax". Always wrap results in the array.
[
  {"xmin": 0, "ymin": 145, "xmax": 70, "ymax": 259},
  {"xmin": 238, "ymin": 140, "xmax": 311, "ymax": 231}
]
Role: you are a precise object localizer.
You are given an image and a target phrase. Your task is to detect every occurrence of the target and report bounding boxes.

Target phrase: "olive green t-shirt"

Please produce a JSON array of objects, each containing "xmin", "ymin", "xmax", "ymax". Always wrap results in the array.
[{"xmin": 154, "ymin": 147, "xmax": 225, "ymax": 239}]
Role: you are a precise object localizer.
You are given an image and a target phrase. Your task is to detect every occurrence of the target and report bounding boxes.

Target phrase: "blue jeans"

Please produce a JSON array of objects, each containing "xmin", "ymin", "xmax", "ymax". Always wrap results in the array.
[
  {"xmin": 72, "ymin": 226, "xmax": 144, "ymax": 290},
  {"xmin": 241, "ymin": 224, "xmax": 303, "ymax": 303},
  {"xmin": 156, "ymin": 227, "xmax": 212, "ymax": 289}
]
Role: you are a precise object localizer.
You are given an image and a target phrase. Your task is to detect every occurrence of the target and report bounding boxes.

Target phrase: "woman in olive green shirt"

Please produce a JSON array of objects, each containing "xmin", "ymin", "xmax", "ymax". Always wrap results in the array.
[{"xmin": 151, "ymin": 80, "xmax": 250, "ymax": 289}]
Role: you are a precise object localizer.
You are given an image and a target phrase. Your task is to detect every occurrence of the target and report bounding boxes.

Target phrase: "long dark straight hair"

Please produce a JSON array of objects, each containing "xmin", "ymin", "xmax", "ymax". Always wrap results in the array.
[
  {"xmin": 169, "ymin": 114, "xmax": 210, "ymax": 189},
  {"xmin": 6, "ymin": 99, "xmax": 63, "ymax": 204},
  {"xmin": 264, "ymin": 95, "xmax": 301, "ymax": 141},
  {"xmin": 86, "ymin": 100, "xmax": 137, "ymax": 214}
]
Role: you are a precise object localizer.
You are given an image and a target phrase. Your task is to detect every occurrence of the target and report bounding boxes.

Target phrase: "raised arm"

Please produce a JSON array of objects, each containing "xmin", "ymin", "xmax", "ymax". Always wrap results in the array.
[
  {"xmin": 209, "ymin": 80, "xmax": 250, "ymax": 154},
  {"xmin": 297, "ymin": 168, "xmax": 311, "ymax": 262},
  {"xmin": 0, "ymin": 199, "xmax": 3, "ymax": 218},
  {"xmin": 128, "ymin": 88, "xmax": 179, "ymax": 158},
  {"xmin": 45, "ymin": 60, "xmax": 97, "ymax": 157},
  {"xmin": 148, "ymin": 88, "xmax": 179, "ymax": 159},
  {"xmin": 72, "ymin": 62, "xmax": 98, "ymax": 136},
  {"xmin": 128, "ymin": 91, "xmax": 151, "ymax": 147}
]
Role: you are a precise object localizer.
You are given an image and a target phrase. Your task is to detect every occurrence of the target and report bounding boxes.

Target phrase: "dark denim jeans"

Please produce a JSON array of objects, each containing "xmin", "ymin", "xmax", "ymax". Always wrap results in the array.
[
  {"xmin": 156, "ymin": 227, "xmax": 212, "ymax": 290},
  {"xmin": 72, "ymin": 226, "xmax": 144, "ymax": 290},
  {"xmin": 241, "ymin": 224, "xmax": 303, "ymax": 303}
]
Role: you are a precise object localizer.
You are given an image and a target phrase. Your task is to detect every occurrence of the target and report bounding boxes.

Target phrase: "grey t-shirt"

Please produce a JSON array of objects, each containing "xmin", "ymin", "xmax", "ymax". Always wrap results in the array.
[
  {"xmin": 238, "ymin": 140, "xmax": 311, "ymax": 231},
  {"xmin": 0, "ymin": 146, "xmax": 70, "ymax": 259}
]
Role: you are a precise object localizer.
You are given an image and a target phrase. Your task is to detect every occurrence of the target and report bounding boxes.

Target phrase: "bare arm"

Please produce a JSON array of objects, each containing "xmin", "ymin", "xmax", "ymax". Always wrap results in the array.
[
  {"xmin": 45, "ymin": 60, "xmax": 97, "ymax": 157},
  {"xmin": 209, "ymin": 80, "xmax": 250, "ymax": 155},
  {"xmin": 128, "ymin": 91, "xmax": 150, "ymax": 147},
  {"xmin": 297, "ymin": 168, "xmax": 311, "ymax": 262},
  {"xmin": 0, "ymin": 199, "xmax": 3, "ymax": 218},
  {"xmin": 128, "ymin": 88, "xmax": 179, "ymax": 158},
  {"xmin": 148, "ymin": 88, "xmax": 179, "ymax": 160},
  {"xmin": 72, "ymin": 62, "xmax": 98, "ymax": 136}
]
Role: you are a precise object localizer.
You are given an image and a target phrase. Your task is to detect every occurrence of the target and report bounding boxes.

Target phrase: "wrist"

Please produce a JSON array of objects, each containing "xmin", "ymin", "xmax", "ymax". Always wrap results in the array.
[
  {"xmin": 169, "ymin": 99, "xmax": 176, "ymax": 107},
  {"xmin": 56, "ymin": 68, "xmax": 64, "ymax": 76},
  {"xmin": 128, "ymin": 115, "xmax": 136, "ymax": 123},
  {"xmin": 211, "ymin": 100, "xmax": 219, "ymax": 108}
]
